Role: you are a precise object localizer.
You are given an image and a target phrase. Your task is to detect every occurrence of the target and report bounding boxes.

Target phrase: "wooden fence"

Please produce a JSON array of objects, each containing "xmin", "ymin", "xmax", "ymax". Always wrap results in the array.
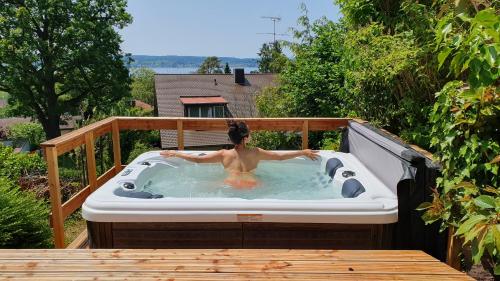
[{"xmin": 40, "ymin": 117, "xmax": 351, "ymax": 248}]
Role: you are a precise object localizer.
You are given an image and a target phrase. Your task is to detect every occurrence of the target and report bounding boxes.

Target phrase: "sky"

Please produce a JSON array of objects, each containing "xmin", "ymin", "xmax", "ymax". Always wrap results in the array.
[{"xmin": 119, "ymin": 0, "xmax": 341, "ymax": 58}]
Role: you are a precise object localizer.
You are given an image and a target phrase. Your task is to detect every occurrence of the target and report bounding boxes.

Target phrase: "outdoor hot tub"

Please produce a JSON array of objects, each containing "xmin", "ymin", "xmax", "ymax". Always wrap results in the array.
[{"xmin": 82, "ymin": 121, "xmax": 440, "ymax": 250}]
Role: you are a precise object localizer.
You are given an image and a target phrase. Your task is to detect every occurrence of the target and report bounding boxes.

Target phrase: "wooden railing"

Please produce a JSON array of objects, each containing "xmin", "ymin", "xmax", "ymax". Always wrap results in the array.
[{"xmin": 40, "ymin": 117, "xmax": 351, "ymax": 248}]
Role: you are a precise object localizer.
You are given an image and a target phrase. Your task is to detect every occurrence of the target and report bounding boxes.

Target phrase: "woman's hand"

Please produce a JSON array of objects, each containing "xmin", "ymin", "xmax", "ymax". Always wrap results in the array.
[
  {"xmin": 160, "ymin": 150, "xmax": 177, "ymax": 158},
  {"xmin": 302, "ymin": 149, "xmax": 319, "ymax": 160}
]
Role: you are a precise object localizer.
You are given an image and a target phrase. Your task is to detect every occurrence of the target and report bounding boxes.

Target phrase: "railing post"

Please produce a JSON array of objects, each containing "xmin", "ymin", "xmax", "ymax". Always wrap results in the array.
[
  {"xmin": 177, "ymin": 119, "xmax": 184, "ymax": 150},
  {"xmin": 302, "ymin": 120, "xmax": 309, "ymax": 149},
  {"xmin": 111, "ymin": 119, "xmax": 122, "ymax": 173},
  {"xmin": 45, "ymin": 146, "xmax": 65, "ymax": 248},
  {"xmin": 85, "ymin": 131, "xmax": 97, "ymax": 192}
]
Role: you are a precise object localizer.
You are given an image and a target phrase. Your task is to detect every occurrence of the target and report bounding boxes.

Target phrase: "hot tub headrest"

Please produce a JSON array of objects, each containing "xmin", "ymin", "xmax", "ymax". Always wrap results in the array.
[
  {"xmin": 325, "ymin": 158, "xmax": 344, "ymax": 178},
  {"xmin": 342, "ymin": 178, "xmax": 366, "ymax": 198},
  {"xmin": 114, "ymin": 188, "xmax": 163, "ymax": 199}
]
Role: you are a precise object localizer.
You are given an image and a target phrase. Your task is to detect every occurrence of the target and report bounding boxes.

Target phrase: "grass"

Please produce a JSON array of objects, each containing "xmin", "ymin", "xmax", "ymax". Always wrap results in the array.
[{"xmin": 63, "ymin": 210, "xmax": 87, "ymax": 246}]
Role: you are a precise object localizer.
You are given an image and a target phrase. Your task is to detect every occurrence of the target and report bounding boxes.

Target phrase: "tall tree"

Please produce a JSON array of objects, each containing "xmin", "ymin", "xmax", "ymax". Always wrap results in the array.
[
  {"xmin": 0, "ymin": 0, "xmax": 132, "ymax": 139},
  {"xmin": 224, "ymin": 62, "xmax": 231, "ymax": 74},
  {"xmin": 257, "ymin": 42, "xmax": 287, "ymax": 73},
  {"xmin": 131, "ymin": 68, "xmax": 155, "ymax": 106},
  {"xmin": 197, "ymin": 56, "xmax": 222, "ymax": 74}
]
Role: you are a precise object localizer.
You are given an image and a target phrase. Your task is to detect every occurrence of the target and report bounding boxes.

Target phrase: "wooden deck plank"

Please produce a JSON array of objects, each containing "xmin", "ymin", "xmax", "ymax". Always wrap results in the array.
[
  {"xmin": 0, "ymin": 260, "xmax": 464, "ymax": 274},
  {"xmin": 0, "ymin": 273, "xmax": 470, "ymax": 281},
  {"xmin": 0, "ymin": 249, "xmax": 437, "ymax": 261},
  {"xmin": 0, "ymin": 249, "xmax": 472, "ymax": 280}
]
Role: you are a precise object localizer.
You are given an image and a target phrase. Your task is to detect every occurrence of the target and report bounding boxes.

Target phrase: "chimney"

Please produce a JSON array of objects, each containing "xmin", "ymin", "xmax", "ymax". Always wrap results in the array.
[{"xmin": 234, "ymin": 68, "xmax": 245, "ymax": 85}]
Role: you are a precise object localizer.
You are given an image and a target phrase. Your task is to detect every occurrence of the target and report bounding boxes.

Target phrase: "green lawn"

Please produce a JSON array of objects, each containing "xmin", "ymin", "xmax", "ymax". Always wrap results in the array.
[{"xmin": 63, "ymin": 210, "xmax": 87, "ymax": 246}]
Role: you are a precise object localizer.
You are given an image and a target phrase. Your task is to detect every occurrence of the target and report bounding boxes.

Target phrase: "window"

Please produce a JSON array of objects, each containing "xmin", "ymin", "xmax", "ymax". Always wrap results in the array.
[
  {"xmin": 185, "ymin": 105, "xmax": 225, "ymax": 118},
  {"xmin": 214, "ymin": 105, "xmax": 224, "ymax": 117}
]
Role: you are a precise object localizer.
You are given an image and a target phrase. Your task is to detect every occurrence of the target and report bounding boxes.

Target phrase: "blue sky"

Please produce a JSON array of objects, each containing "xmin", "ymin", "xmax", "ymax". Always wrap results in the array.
[{"xmin": 119, "ymin": 0, "xmax": 341, "ymax": 58}]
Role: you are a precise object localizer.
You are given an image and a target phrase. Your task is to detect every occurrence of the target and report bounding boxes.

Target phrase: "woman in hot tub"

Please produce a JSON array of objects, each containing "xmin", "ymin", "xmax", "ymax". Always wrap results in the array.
[{"xmin": 160, "ymin": 121, "xmax": 319, "ymax": 189}]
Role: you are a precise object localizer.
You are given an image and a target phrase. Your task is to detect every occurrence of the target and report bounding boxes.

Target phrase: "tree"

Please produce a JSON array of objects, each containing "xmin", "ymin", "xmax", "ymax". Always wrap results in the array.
[
  {"xmin": 197, "ymin": 56, "xmax": 222, "ymax": 74},
  {"xmin": 131, "ymin": 68, "xmax": 155, "ymax": 106},
  {"xmin": 257, "ymin": 42, "xmax": 288, "ymax": 73},
  {"xmin": 0, "ymin": 0, "xmax": 132, "ymax": 139},
  {"xmin": 278, "ymin": 21, "xmax": 347, "ymax": 118},
  {"xmin": 224, "ymin": 62, "xmax": 231, "ymax": 74}
]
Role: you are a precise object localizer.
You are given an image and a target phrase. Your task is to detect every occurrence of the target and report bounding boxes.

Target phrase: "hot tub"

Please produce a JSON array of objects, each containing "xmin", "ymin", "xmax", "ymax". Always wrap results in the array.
[{"xmin": 83, "ymin": 150, "xmax": 398, "ymax": 249}]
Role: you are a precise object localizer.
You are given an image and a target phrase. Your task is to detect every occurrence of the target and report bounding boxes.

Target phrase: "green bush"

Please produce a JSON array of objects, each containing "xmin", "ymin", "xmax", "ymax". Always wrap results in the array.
[
  {"xmin": 418, "ymin": 8, "xmax": 499, "ymax": 275},
  {"xmin": 7, "ymin": 122, "xmax": 46, "ymax": 149},
  {"xmin": 248, "ymin": 131, "xmax": 301, "ymax": 150},
  {"xmin": 0, "ymin": 177, "xmax": 52, "ymax": 248},
  {"xmin": 342, "ymin": 22, "xmax": 434, "ymax": 136},
  {"xmin": 0, "ymin": 107, "xmax": 7, "ymax": 118},
  {"xmin": 126, "ymin": 141, "xmax": 153, "ymax": 164},
  {"xmin": 0, "ymin": 144, "xmax": 46, "ymax": 180}
]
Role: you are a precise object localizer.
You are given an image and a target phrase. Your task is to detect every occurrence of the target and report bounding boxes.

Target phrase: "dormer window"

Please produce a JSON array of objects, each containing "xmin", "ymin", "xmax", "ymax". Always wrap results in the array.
[{"xmin": 180, "ymin": 96, "xmax": 227, "ymax": 118}]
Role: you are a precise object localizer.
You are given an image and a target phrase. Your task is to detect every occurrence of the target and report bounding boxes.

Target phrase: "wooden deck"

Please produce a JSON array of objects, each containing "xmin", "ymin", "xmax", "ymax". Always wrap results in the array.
[{"xmin": 0, "ymin": 249, "xmax": 471, "ymax": 280}]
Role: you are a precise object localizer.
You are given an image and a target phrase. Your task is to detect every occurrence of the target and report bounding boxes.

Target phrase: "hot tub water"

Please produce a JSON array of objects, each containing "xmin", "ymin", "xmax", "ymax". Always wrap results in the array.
[{"xmin": 136, "ymin": 160, "xmax": 343, "ymax": 200}]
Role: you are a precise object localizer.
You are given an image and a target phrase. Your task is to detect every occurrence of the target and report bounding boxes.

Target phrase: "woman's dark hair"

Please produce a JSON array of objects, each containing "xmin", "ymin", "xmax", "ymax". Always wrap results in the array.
[{"xmin": 227, "ymin": 121, "xmax": 249, "ymax": 145}]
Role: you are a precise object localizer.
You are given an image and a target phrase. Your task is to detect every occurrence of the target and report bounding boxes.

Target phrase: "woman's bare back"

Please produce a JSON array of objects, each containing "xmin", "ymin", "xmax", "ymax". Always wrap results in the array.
[{"xmin": 221, "ymin": 147, "xmax": 260, "ymax": 173}]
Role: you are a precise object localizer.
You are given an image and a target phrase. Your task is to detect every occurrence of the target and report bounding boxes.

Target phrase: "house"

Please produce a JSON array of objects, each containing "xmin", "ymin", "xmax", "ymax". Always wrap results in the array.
[{"xmin": 155, "ymin": 69, "xmax": 276, "ymax": 149}]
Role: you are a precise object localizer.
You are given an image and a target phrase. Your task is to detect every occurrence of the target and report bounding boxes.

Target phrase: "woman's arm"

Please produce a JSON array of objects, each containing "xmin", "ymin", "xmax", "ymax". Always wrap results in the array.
[
  {"xmin": 160, "ymin": 150, "xmax": 224, "ymax": 163},
  {"xmin": 257, "ymin": 148, "xmax": 319, "ymax": 161}
]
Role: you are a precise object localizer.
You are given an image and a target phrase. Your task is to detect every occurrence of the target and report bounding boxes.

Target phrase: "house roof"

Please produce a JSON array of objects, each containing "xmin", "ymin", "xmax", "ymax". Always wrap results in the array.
[
  {"xmin": 180, "ymin": 96, "xmax": 228, "ymax": 105},
  {"xmin": 0, "ymin": 117, "xmax": 31, "ymax": 129},
  {"xmin": 155, "ymin": 73, "xmax": 276, "ymax": 148},
  {"xmin": 134, "ymin": 100, "xmax": 153, "ymax": 111}
]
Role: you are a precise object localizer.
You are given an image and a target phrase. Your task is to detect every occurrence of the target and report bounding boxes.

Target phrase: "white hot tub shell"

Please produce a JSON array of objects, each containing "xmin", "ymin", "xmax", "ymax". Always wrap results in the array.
[{"xmin": 82, "ymin": 150, "xmax": 398, "ymax": 224}]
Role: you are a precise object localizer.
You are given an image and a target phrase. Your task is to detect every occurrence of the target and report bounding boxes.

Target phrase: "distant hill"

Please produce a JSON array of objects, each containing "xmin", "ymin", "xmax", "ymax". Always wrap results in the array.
[{"xmin": 129, "ymin": 55, "xmax": 258, "ymax": 68}]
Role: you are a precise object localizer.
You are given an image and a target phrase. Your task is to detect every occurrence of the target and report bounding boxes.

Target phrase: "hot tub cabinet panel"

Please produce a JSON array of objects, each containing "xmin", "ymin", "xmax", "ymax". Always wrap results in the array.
[{"xmin": 87, "ymin": 221, "xmax": 393, "ymax": 249}]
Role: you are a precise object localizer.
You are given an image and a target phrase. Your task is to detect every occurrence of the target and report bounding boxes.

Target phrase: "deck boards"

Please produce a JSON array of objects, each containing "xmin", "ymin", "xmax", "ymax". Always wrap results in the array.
[{"xmin": 0, "ymin": 249, "xmax": 472, "ymax": 280}]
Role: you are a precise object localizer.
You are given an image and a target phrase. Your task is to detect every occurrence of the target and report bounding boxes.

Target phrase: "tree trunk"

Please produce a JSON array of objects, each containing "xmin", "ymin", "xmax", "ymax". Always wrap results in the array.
[
  {"xmin": 41, "ymin": 78, "xmax": 61, "ymax": 140},
  {"xmin": 41, "ymin": 114, "xmax": 61, "ymax": 140}
]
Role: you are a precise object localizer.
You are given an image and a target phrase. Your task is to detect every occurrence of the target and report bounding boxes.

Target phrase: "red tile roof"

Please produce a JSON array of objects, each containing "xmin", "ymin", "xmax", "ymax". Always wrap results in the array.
[{"xmin": 179, "ymin": 96, "xmax": 227, "ymax": 105}]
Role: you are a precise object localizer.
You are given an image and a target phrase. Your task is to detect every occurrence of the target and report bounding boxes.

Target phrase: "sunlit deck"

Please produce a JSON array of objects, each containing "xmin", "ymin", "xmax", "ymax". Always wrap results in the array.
[{"xmin": 0, "ymin": 249, "xmax": 471, "ymax": 280}]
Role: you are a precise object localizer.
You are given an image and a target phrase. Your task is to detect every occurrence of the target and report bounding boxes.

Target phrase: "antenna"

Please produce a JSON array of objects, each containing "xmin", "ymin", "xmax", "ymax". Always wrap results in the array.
[{"xmin": 259, "ymin": 16, "xmax": 284, "ymax": 44}]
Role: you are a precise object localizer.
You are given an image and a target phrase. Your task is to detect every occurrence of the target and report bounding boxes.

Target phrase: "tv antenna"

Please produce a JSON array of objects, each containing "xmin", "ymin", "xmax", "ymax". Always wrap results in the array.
[{"xmin": 258, "ymin": 16, "xmax": 287, "ymax": 44}]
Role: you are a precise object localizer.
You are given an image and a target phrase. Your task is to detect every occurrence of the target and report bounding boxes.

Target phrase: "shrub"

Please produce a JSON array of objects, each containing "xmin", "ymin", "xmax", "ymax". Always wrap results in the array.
[
  {"xmin": 0, "ymin": 177, "xmax": 52, "ymax": 248},
  {"xmin": 7, "ymin": 122, "xmax": 45, "ymax": 150},
  {"xmin": 248, "ymin": 131, "xmax": 301, "ymax": 150},
  {"xmin": 418, "ymin": 8, "xmax": 499, "ymax": 275},
  {"xmin": 0, "ymin": 144, "xmax": 46, "ymax": 181},
  {"xmin": 126, "ymin": 141, "xmax": 153, "ymax": 163}
]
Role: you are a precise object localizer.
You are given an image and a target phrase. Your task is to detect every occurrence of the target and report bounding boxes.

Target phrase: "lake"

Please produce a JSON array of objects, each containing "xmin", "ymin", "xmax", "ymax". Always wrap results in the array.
[{"xmin": 131, "ymin": 67, "xmax": 259, "ymax": 74}]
